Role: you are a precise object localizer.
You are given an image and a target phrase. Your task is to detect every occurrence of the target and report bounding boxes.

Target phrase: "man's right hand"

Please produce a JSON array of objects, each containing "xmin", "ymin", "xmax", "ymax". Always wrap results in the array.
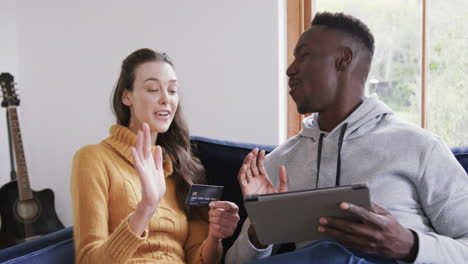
[
  {"xmin": 237, "ymin": 148, "xmax": 289, "ymax": 249},
  {"xmin": 237, "ymin": 148, "xmax": 289, "ymax": 196}
]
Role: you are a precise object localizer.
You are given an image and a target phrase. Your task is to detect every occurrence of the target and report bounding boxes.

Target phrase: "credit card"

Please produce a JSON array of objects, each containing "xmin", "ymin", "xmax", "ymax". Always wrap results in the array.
[{"xmin": 185, "ymin": 184, "xmax": 224, "ymax": 206}]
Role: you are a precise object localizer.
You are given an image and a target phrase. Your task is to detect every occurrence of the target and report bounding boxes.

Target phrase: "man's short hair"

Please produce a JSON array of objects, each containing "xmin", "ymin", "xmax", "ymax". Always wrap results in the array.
[{"xmin": 312, "ymin": 12, "xmax": 375, "ymax": 56}]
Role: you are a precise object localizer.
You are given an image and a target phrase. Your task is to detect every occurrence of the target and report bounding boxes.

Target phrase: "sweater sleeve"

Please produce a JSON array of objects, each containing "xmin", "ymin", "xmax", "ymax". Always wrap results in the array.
[
  {"xmin": 184, "ymin": 215, "xmax": 222, "ymax": 264},
  {"xmin": 411, "ymin": 139, "xmax": 468, "ymax": 263},
  {"xmin": 70, "ymin": 146, "xmax": 148, "ymax": 264}
]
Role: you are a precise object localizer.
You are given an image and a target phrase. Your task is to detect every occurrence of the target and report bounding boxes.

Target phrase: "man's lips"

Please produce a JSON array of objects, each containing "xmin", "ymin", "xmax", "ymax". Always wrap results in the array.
[
  {"xmin": 289, "ymin": 79, "xmax": 301, "ymax": 96},
  {"xmin": 289, "ymin": 79, "xmax": 301, "ymax": 89}
]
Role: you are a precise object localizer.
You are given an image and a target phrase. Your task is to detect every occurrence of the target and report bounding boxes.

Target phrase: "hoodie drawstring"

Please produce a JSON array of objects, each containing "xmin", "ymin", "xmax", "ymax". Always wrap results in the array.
[
  {"xmin": 315, "ymin": 123, "xmax": 348, "ymax": 188},
  {"xmin": 316, "ymin": 133, "xmax": 325, "ymax": 188},
  {"xmin": 336, "ymin": 123, "xmax": 348, "ymax": 186}
]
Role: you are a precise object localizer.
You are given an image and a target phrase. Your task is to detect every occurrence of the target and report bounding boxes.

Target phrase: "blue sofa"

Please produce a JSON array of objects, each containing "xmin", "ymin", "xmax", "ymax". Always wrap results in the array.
[{"xmin": 0, "ymin": 136, "xmax": 466, "ymax": 264}]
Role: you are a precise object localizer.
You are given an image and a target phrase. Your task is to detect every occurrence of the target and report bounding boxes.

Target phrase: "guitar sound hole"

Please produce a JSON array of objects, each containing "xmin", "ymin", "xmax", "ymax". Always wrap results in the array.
[{"xmin": 14, "ymin": 199, "xmax": 41, "ymax": 223}]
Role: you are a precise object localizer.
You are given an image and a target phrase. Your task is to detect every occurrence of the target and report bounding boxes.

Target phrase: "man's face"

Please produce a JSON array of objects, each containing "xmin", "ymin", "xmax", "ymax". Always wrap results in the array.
[{"xmin": 286, "ymin": 26, "xmax": 340, "ymax": 114}]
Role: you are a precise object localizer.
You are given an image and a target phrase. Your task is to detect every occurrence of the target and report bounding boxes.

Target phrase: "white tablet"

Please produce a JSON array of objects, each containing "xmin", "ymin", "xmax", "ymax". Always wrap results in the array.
[{"xmin": 244, "ymin": 184, "xmax": 371, "ymax": 245}]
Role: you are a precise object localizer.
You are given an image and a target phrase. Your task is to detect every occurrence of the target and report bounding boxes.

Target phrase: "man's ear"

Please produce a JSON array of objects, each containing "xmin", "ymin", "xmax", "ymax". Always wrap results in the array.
[
  {"xmin": 336, "ymin": 47, "xmax": 353, "ymax": 71},
  {"xmin": 122, "ymin": 89, "xmax": 132, "ymax": 106}
]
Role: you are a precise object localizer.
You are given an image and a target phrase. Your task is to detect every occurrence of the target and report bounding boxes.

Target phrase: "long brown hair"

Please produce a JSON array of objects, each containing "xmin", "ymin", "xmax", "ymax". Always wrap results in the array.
[{"xmin": 112, "ymin": 48, "xmax": 206, "ymax": 215}]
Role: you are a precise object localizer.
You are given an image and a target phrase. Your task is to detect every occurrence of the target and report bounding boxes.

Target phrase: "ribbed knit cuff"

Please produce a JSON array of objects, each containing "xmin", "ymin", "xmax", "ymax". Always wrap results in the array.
[
  {"xmin": 238, "ymin": 221, "xmax": 273, "ymax": 257},
  {"xmin": 410, "ymin": 231, "xmax": 438, "ymax": 264},
  {"xmin": 105, "ymin": 213, "xmax": 148, "ymax": 263}
]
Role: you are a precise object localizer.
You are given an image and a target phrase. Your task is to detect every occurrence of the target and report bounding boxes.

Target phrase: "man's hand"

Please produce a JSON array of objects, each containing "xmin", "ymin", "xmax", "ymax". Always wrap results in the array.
[
  {"xmin": 318, "ymin": 202, "xmax": 418, "ymax": 262},
  {"xmin": 237, "ymin": 148, "xmax": 289, "ymax": 196},
  {"xmin": 237, "ymin": 148, "xmax": 289, "ymax": 249}
]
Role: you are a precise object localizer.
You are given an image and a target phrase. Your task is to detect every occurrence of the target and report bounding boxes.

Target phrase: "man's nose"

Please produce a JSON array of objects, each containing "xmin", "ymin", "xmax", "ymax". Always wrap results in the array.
[{"xmin": 286, "ymin": 60, "xmax": 297, "ymax": 77}]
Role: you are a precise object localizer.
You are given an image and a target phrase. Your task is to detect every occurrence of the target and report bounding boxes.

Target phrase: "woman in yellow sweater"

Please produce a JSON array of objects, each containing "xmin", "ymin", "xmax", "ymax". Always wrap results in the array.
[{"xmin": 70, "ymin": 48, "xmax": 240, "ymax": 264}]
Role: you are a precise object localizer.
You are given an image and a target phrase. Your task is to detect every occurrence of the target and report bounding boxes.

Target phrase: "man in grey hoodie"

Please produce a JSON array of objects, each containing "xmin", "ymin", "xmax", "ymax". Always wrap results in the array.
[{"xmin": 225, "ymin": 12, "xmax": 468, "ymax": 264}]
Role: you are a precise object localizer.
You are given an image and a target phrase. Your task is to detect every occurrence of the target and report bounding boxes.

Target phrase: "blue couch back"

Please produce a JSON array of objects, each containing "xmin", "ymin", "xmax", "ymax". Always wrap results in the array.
[
  {"xmin": 0, "ymin": 138, "xmax": 466, "ymax": 264},
  {"xmin": 451, "ymin": 147, "xmax": 468, "ymax": 171}
]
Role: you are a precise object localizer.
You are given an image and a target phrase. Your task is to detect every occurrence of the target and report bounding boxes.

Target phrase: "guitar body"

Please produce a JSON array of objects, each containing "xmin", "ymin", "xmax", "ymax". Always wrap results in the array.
[{"xmin": 0, "ymin": 181, "xmax": 64, "ymax": 248}]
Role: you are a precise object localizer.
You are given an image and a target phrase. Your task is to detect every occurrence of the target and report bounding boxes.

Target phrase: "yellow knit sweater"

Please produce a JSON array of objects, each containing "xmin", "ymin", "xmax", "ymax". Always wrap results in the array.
[{"xmin": 70, "ymin": 125, "xmax": 220, "ymax": 264}]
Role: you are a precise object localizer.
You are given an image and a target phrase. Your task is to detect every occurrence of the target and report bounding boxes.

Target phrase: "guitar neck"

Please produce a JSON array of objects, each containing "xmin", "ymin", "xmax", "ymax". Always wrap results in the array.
[{"xmin": 7, "ymin": 107, "xmax": 33, "ymax": 200}]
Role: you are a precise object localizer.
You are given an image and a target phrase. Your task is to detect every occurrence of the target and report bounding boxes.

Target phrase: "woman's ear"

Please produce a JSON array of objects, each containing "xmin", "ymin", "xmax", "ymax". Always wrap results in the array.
[{"xmin": 122, "ymin": 89, "xmax": 132, "ymax": 106}]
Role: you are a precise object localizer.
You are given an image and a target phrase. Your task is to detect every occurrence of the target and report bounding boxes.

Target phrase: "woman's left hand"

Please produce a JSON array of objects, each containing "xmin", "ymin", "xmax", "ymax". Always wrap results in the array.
[{"xmin": 208, "ymin": 201, "xmax": 240, "ymax": 240}]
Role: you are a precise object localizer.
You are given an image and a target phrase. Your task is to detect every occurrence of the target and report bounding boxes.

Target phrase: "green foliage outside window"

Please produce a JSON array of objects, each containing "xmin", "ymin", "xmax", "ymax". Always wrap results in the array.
[{"xmin": 316, "ymin": 0, "xmax": 467, "ymax": 146}]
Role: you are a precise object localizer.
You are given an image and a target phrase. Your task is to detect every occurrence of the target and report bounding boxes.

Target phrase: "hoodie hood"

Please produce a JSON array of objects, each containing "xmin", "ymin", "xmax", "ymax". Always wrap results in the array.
[
  {"xmin": 299, "ymin": 95, "xmax": 394, "ymax": 141},
  {"xmin": 296, "ymin": 96, "xmax": 394, "ymax": 187}
]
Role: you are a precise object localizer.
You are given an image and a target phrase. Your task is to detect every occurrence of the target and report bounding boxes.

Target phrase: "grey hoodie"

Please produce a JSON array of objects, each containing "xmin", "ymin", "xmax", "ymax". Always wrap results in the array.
[{"xmin": 226, "ymin": 96, "xmax": 468, "ymax": 264}]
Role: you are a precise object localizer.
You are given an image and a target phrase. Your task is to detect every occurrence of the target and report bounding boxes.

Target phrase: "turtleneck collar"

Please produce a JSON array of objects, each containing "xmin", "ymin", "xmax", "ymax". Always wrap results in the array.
[{"xmin": 103, "ymin": 125, "xmax": 173, "ymax": 178}]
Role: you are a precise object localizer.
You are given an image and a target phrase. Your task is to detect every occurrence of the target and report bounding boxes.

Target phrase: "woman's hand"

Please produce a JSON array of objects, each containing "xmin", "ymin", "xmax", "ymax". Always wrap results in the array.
[
  {"xmin": 207, "ymin": 201, "xmax": 240, "ymax": 240},
  {"xmin": 200, "ymin": 201, "xmax": 239, "ymax": 263},
  {"xmin": 130, "ymin": 122, "xmax": 166, "ymax": 212},
  {"xmin": 129, "ymin": 123, "xmax": 166, "ymax": 236}
]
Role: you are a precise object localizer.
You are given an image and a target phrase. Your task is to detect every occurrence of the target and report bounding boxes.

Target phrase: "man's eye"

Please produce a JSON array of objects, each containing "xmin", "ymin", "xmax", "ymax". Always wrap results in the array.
[{"xmin": 148, "ymin": 89, "xmax": 159, "ymax": 92}]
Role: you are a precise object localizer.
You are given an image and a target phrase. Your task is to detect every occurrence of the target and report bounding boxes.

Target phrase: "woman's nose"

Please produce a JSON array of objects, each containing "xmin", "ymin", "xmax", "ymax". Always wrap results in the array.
[{"xmin": 159, "ymin": 89, "xmax": 169, "ymax": 104}]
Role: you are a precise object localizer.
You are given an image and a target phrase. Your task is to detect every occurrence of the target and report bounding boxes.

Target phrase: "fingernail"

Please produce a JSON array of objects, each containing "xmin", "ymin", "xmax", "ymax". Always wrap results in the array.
[
  {"xmin": 319, "ymin": 218, "xmax": 327, "ymax": 224},
  {"xmin": 318, "ymin": 226, "xmax": 325, "ymax": 232},
  {"xmin": 341, "ymin": 202, "xmax": 349, "ymax": 210}
]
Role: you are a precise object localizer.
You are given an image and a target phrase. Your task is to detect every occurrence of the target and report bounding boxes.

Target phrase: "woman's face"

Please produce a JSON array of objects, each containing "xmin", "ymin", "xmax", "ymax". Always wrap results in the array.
[{"xmin": 122, "ymin": 61, "xmax": 179, "ymax": 134}]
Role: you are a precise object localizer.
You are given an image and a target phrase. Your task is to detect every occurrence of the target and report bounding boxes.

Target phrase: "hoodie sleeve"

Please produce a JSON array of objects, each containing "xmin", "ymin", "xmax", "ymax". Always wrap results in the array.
[
  {"xmin": 224, "ymin": 151, "xmax": 283, "ymax": 264},
  {"xmin": 225, "ymin": 217, "xmax": 273, "ymax": 264},
  {"xmin": 411, "ymin": 138, "xmax": 468, "ymax": 264}
]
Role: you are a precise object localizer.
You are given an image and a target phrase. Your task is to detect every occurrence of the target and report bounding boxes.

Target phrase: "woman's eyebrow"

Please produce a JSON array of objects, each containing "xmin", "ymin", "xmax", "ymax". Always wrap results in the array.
[
  {"xmin": 144, "ymin": 78, "xmax": 178, "ymax": 83},
  {"xmin": 144, "ymin": 77, "xmax": 161, "ymax": 83}
]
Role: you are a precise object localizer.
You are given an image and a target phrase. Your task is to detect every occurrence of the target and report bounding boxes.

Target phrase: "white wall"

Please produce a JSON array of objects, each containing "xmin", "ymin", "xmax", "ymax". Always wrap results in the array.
[
  {"xmin": 0, "ymin": 0, "xmax": 19, "ymax": 191},
  {"xmin": 3, "ymin": 0, "xmax": 286, "ymax": 227}
]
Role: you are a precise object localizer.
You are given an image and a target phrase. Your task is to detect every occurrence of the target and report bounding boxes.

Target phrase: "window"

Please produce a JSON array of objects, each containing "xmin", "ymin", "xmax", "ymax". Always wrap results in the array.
[
  {"xmin": 287, "ymin": 0, "xmax": 467, "ymax": 146},
  {"xmin": 426, "ymin": 0, "xmax": 468, "ymax": 146}
]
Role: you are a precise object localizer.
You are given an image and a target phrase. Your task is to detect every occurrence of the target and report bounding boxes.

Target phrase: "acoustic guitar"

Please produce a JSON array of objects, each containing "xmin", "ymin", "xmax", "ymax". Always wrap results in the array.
[{"xmin": 0, "ymin": 72, "xmax": 64, "ymax": 249}]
